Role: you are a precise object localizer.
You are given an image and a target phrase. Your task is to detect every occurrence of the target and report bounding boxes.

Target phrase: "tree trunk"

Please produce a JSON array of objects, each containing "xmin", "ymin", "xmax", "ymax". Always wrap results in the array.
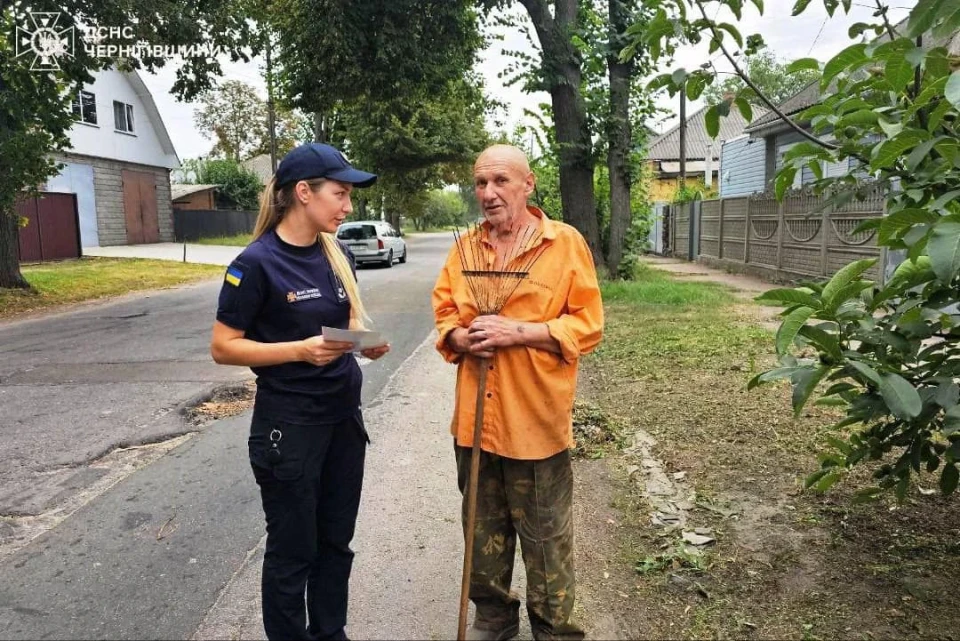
[
  {"xmin": 313, "ymin": 112, "xmax": 327, "ymax": 143},
  {"xmin": 0, "ymin": 210, "xmax": 30, "ymax": 289},
  {"xmin": 356, "ymin": 196, "xmax": 368, "ymax": 219},
  {"xmin": 605, "ymin": 0, "xmax": 633, "ymax": 278},
  {"xmin": 552, "ymin": 80, "xmax": 601, "ymax": 264},
  {"xmin": 521, "ymin": 0, "xmax": 602, "ymax": 265}
]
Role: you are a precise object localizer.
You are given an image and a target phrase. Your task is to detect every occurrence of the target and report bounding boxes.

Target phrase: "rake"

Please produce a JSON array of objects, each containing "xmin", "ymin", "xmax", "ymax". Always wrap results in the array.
[{"xmin": 453, "ymin": 221, "xmax": 548, "ymax": 641}]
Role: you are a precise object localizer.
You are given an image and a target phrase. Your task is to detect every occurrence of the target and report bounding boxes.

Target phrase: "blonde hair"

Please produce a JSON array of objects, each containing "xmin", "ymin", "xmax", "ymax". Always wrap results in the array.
[{"xmin": 254, "ymin": 176, "xmax": 369, "ymax": 324}]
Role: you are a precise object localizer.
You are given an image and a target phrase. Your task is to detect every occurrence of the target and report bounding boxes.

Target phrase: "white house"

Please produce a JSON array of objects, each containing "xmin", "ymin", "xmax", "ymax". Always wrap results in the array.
[{"xmin": 44, "ymin": 67, "xmax": 180, "ymax": 247}]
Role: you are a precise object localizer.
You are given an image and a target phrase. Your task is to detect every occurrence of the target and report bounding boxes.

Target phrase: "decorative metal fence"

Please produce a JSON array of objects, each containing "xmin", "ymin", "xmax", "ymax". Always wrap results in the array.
[{"xmin": 661, "ymin": 187, "xmax": 891, "ymax": 284}]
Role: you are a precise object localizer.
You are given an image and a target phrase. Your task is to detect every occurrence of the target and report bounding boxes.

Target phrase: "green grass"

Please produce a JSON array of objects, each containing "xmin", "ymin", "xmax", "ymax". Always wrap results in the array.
[
  {"xmin": 192, "ymin": 233, "xmax": 252, "ymax": 247},
  {"xmin": 1, "ymin": 258, "xmax": 223, "ymax": 319},
  {"xmin": 401, "ymin": 224, "xmax": 458, "ymax": 234},
  {"xmin": 595, "ymin": 264, "xmax": 770, "ymax": 375},
  {"xmin": 601, "ymin": 263, "xmax": 734, "ymax": 308}
]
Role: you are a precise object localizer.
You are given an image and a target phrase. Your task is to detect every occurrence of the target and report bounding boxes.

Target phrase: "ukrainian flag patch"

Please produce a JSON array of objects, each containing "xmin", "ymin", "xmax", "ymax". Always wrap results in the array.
[{"xmin": 225, "ymin": 265, "xmax": 244, "ymax": 287}]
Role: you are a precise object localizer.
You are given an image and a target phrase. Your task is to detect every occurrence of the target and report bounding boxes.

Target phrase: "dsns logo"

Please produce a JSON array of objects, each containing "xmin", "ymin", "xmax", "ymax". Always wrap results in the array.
[{"xmin": 15, "ymin": 11, "xmax": 75, "ymax": 71}]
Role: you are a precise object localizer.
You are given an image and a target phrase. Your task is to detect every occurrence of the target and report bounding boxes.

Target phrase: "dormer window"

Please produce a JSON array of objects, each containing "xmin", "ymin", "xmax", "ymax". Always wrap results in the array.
[
  {"xmin": 114, "ymin": 101, "xmax": 135, "ymax": 133},
  {"xmin": 71, "ymin": 91, "xmax": 97, "ymax": 125}
]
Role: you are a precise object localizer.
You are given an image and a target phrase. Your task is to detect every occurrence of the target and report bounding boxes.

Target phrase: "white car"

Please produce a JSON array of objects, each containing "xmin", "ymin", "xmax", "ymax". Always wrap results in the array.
[{"xmin": 336, "ymin": 220, "xmax": 407, "ymax": 268}]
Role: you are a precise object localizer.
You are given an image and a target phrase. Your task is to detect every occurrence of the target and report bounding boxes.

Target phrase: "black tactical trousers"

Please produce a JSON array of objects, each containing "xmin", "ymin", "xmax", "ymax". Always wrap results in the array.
[
  {"xmin": 456, "ymin": 445, "xmax": 585, "ymax": 641},
  {"xmin": 250, "ymin": 411, "xmax": 368, "ymax": 641}
]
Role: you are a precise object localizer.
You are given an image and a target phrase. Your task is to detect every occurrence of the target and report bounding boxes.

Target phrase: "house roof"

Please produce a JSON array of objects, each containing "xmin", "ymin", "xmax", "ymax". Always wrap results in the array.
[
  {"xmin": 242, "ymin": 154, "xmax": 274, "ymax": 186},
  {"xmin": 744, "ymin": 81, "xmax": 820, "ymax": 133},
  {"xmin": 171, "ymin": 183, "xmax": 219, "ymax": 200},
  {"xmin": 746, "ymin": 20, "xmax": 960, "ymax": 135},
  {"xmin": 647, "ymin": 103, "xmax": 767, "ymax": 162},
  {"xmin": 124, "ymin": 69, "xmax": 180, "ymax": 168}
]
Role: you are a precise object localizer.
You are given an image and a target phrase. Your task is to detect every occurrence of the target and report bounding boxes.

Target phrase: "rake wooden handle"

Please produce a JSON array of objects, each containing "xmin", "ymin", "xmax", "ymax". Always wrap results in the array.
[{"xmin": 458, "ymin": 355, "xmax": 491, "ymax": 641}]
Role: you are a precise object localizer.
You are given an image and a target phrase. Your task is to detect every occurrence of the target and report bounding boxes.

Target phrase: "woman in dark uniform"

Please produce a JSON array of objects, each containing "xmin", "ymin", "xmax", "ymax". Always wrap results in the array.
[{"xmin": 210, "ymin": 143, "xmax": 389, "ymax": 641}]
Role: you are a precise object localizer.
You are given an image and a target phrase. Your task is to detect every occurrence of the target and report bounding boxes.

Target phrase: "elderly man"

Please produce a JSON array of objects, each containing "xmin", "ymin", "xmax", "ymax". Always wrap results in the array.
[{"xmin": 432, "ymin": 144, "xmax": 604, "ymax": 641}]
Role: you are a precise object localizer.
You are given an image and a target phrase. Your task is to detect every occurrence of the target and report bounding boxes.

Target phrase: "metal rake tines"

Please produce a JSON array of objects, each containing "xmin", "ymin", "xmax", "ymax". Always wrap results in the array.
[{"xmin": 452, "ymin": 221, "xmax": 549, "ymax": 314}]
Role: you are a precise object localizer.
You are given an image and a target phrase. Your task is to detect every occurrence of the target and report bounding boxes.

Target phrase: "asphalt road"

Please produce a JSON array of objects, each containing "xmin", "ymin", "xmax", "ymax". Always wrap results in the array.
[{"xmin": 0, "ymin": 231, "xmax": 454, "ymax": 639}]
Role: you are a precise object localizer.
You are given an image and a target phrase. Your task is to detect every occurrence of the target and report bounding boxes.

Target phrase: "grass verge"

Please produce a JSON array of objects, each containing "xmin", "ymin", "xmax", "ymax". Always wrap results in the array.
[
  {"xmin": 0, "ymin": 258, "xmax": 223, "ymax": 320},
  {"xmin": 576, "ymin": 261, "xmax": 960, "ymax": 640},
  {"xmin": 192, "ymin": 234, "xmax": 252, "ymax": 247}
]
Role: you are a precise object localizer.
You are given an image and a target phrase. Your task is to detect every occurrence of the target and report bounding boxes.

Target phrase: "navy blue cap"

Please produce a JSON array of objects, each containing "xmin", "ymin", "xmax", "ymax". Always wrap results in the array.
[{"xmin": 274, "ymin": 143, "xmax": 378, "ymax": 188}]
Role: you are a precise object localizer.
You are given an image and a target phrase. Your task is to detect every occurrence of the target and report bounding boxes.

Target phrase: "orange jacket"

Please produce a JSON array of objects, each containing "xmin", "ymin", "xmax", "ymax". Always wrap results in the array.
[{"xmin": 432, "ymin": 207, "xmax": 604, "ymax": 460}]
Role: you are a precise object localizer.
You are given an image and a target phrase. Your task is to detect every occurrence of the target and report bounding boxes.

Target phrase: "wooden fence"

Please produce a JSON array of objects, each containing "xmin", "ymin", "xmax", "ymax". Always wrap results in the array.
[{"xmin": 663, "ymin": 187, "xmax": 889, "ymax": 283}]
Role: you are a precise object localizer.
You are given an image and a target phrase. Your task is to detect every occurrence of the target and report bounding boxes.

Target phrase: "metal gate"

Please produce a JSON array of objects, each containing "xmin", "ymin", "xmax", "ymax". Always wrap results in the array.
[
  {"xmin": 16, "ymin": 192, "xmax": 82, "ymax": 262},
  {"xmin": 665, "ymin": 201, "xmax": 701, "ymax": 261}
]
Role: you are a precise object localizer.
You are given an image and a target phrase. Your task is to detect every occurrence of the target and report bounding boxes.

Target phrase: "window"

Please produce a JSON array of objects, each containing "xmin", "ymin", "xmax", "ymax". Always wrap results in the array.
[
  {"xmin": 777, "ymin": 142, "xmax": 805, "ymax": 189},
  {"xmin": 336, "ymin": 225, "xmax": 377, "ymax": 241},
  {"xmin": 113, "ymin": 101, "xmax": 134, "ymax": 133},
  {"xmin": 71, "ymin": 91, "xmax": 97, "ymax": 125}
]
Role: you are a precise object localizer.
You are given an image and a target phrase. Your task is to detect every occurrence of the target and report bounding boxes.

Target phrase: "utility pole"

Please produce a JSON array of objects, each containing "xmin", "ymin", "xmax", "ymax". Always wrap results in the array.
[
  {"xmin": 704, "ymin": 141, "xmax": 713, "ymax": 189},
  {"xmin": 265, "ymin": 31, "xmax": 278, "ymax": 172},
  {"xmin": 679, "ymin": 84, "xmax": 695, "ymax": 262},
  {"xmin": 678, "ymin": 84, "xmax": 687, "ymax": 191}
]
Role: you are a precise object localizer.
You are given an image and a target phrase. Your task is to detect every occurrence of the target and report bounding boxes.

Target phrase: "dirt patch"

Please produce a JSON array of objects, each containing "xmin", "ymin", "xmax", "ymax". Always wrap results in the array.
[
  {"xmin": 575, "ymin": 362, "xmax": 960, "ymax": 638},
  {"xmin": 574, "ymin": 459, "xmax": 648, "ymax": 640},
  {"xmin": 733, "ymin": 301, "xmax": 783, "ymax": 332},
  {"xmin": 572, "ymin": 401, "xmax": 626, "ymax": 459},
  {"xmin": 185, "ymin": 381, "xmax": 256, "ymax": 426}
]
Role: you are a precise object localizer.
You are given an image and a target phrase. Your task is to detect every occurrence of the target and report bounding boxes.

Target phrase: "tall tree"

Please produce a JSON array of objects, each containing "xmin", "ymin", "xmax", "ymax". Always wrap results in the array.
[
  {"xmin": 194, "ymin": 80, "xmax": 267, "ymax": 162},
  {"xmin": 263, "ymin": 108, "xmax": 313, "ymax": 158},
  {"xmin": 339, "ymin": 77, "xmax": 491, "ymax": 229},
  {"xmin": 1, "ymin": 0, "xmax": 257, "ymax": 289},
  {"xmin": 271, "ymin": 0, "xmax": 490, "ymax": 226},
  {"xmin": 497, "ymin": 1, "xmax": 657, "ymax": 275},
  {"xmin": 273, "ymin": 0, "xmax": 482, "ymax": 124},
  {"xmin": 701, "ymin": 49, "xmax": 820, "ymax": 106},
  {"xmin": 602, "ymin": 0, "xmax": 656, "ymax": 277},
  {"xmin": 603, "ymin": 0, "xmax": 633, "ymax": 277},
  {"xmin": 485, "ymin": 0, "xmax": 602, "ymax": 263}
]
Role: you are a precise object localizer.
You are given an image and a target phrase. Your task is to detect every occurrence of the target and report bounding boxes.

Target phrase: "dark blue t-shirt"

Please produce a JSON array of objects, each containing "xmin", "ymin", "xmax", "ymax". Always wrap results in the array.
[{"xmin": 216, "ymin": 229, "xmax": 361, "ymax": 425}]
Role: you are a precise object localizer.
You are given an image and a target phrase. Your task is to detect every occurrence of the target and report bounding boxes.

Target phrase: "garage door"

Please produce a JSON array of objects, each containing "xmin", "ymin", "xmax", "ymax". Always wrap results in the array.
[
  {"xmin": 122, "ymin": 170, "xmax": 160, "ymax": 244},
  {"xmin": 17, "ymin": 193, "xmax": 81, "ymax": 262}
]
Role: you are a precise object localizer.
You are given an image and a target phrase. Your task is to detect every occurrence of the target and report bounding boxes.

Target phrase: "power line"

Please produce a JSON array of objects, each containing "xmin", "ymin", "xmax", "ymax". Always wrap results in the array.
[{"xmin": 807, "ymin": 17, "xmax": 828, "ymax": 56}]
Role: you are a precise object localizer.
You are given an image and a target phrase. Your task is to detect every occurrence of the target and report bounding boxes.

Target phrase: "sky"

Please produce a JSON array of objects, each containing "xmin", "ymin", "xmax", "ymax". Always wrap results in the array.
[{"xmin": 137, "ymin": 1, "xmax": 917, "ymax": 163}]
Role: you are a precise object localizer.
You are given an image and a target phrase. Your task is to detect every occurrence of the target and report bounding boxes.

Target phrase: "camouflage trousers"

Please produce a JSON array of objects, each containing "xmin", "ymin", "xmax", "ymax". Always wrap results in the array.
[{"xmin": 455, "ymin": 445, "xmax": 584, "ymax": 641}]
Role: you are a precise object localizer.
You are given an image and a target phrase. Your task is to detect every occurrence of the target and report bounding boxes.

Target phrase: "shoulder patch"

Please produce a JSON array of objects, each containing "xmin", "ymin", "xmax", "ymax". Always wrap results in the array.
[{"xmin": 225, "ymin": 265, "xmax": 244, "ymax": 287}]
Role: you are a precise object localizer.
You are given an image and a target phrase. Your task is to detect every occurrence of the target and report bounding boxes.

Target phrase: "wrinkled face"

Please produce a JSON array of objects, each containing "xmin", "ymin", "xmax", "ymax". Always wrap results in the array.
[
  {"xmin": 473, "ymin": 148, "xmax": 535, "ymax": 230},
  {"xmin": 296, "ymin": 179, "xmax": 354, "ymax": 234}
]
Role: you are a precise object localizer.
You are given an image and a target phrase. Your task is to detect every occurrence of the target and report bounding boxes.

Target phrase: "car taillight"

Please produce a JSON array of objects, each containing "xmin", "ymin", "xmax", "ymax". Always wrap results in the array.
[{"xmin": 378, "ymin": 238, "xmax": 384, "ymax": 250}]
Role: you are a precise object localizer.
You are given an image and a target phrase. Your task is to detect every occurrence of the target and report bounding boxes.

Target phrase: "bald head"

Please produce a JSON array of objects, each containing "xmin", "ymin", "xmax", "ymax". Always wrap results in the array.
[
  {"xmin": 473, "ymin": 144, "xmax": 536, "ymax": 232},
  {"xmin": 475, "ymin": 144, "xmax": 531, "ymax": 175}
]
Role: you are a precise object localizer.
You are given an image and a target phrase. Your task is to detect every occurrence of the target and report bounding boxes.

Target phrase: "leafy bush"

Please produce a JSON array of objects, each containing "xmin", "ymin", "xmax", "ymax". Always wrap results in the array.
[
  {"xmin": 629, "ymin": 0, "xmax": 960, "ymax": 498},
  {"xmin": 188, "ymin": 159, "xmax": 263, "ymax": 210},
  {"xmin": 412, "ymin": 190, "xmax": 468, "ymax": 231}
]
